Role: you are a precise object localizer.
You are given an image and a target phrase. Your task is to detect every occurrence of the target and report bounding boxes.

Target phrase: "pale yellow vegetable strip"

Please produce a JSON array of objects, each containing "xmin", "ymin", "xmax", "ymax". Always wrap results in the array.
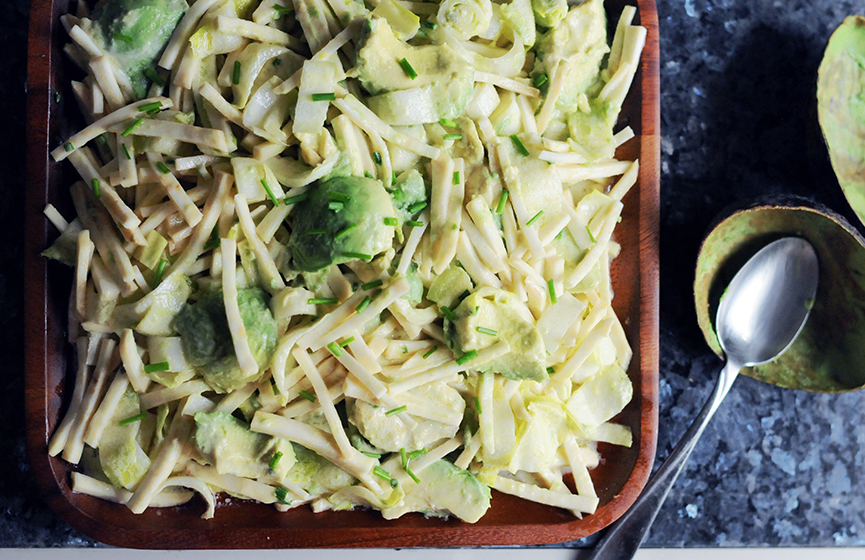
[
  {"xmin": 294, "ymin": 290, "xmax": 367, "ymax": 349},
  {"xmin": 221, "ymin": 238, "xmax": 260, "ymax": 378},
  {"xmin": 250, "ymin": 412, "xmax": 382, "ymax": 494},
  {"xmin": 71, "ymin": 472, "xmax": 195, "ymax": 508},
  {"xmin": 607, "ymin": 5, "xmax": 637, "ymax": 73},
  {"xmin": 140, "ymin": 380, "xmax": 211, "ymax": 410},
  {"xmin": 608, "ymin": 309, "xmax": 633, "ymax": 368},
  {"xmin": 186, "ymin": 463, "xmax": 276, "ymax": 505},
  {"xmin": 461, "ymin": 212, "xmax": 506, "ymax": 277},
  {"xmin": 493, "ymin": 476, "xmax": 599, "ymax": 515},
  {"xmin": 43, "ymin": 204, "xmax": 69, "ymax": 232},
  {"xmin": 466, "ymin": 196, "xmax": 508, "ymax": 262},
  {"xmin": 346, "ymin": 332, "xmax": 382, "ymax": 374},
  {"xmin": 119, "ymin": 329, "xmax": 150, "ymax": 394},
  {"xmin": 391, "ymin": 436, "xmax": 462, "ymax": 486},
  {"xmin": 473, "ymin": 71, "xmax": 540, "ymax": 98},
  {"xmin": 198, "ymin": 83, "xmax": 247, "ymax": 129},
  {"xmin": 159, "ymin": 0, "xmax": 227, "ymax": 70},
  {"xmin": 538, "ymin": 212, "xmax": 572, "ymax": 246},
  {"xmin": 613, "ymin": 126, "xmax": 635, "ymax": 148},
  {"xmin": 74, "ymin": 230, "xmax": 94, "ymax": 317},
  {"xmin": 281, "ymin": 384, "xmax": 344, "ymax": 419},
  {"xmin": 332, "ymin": 349, "xmax": 416, "ymax": 428},
  {"xmin": 456, "ymin": 230, "xmax": 502, "ymax": 288},
  {"xmin": 115, "ymin": 133, "xmax": 138, "ymax": 188},
  {"xmin": 291, "ymin": 0, "xmax": 333, "ymax": 53},
  {"xmin": 395, "ymin": 214, "xmax": 427, "ymax": 277},
  {"xmin": 215, "ymin": 14, "xmax": 303, "ymax": 51},
  {"xmin": 565, "ymin": 201, "xmax": 622, "ymax": 289},
  {"xmin": 308, "ymin": 278, "xmax": 410, "ymax": 350},
  {"xmin": 63, "ymin": 338, "xmax": 116, "ymax": 464},
  {"xmin": 174, "ymin": 154, "xmax": 226, "ymax": 172},
  {"xmin": 68, "ymin": 24, "xmax": 102, "ymax": 57},
  {"xmin": 293, "ymin": 348, "xmax": 356, "ymax": 458},
  {"xmin": 270, "ymin": 325, "xmax": 313, "ymax": 396},
  {"xmin": 82, "ymin": 372, "xmax": 129, "ymax": 448},
  {"xmin": 234, "ymin": 194, "xmax": 286, "ymax": 292},
  {"xmin": 331, "ymin": 115, "xmax": 365, "ymax": 176},
  {"xmin": 146, "ymin": 153, "xmax": 203, "ymax": 227},
  {"xmin": 498, "ymin": 147, "xmax": 544, "ymax": 258},
  {"xmin": 48, "ymin": 337, "xmax": 90, "ymax": 457},
  {"xmin": 89, "ymin": 56, "xmax": 125, "ymax": 110},
  {"xmin": 554, "ymin": 318, "xmax": 615, "ymax": 383},
  {"xmin": 478, "ymin": 371, "xmax": 496, "ymax": 455},
  {"xmin": 538, "ymin": 150, "xmax": 587, "ymax": 164},
  {"xmin": 564, "ymin": 436, "xmax": 597, "ymax": 499},
  {"xmin": 604, "ymin": 27, "xmax": 647, "ymax": 108},
  {"xmin": 536, "ymin": 58, "xmax": 569, "ymax": 134},
  {"xmin": 609, "ymin": 160, "xmax": 640, "ymax": 201},
  {"xmin": 51, "ymin": 96, "xmax": 172, "ymax": 161},
  {"xmin": 516, "ymin": 92, "xmax": 538, "ymax": 134},
  {"xmin": 159, "ymin": 476, "xmax": 216, "ymax": 519},
  {"xmin": 388, "ymin": 341, "xmax": 510, "ymax": 395},
  {"xmin": 111, "ymin": 119, "xmax": 230, "ymax": 153},
  {"xmin": 127, "ymin": 418, "xmax": 192, "ymax": 514},
  {"xmin": 454, "ymin": 433, "xmax": 482, "ymax": 469},
  {"xmin": 557, "ymin": 160, "xmax": 632, "ymax": 183},
  {"xmin": 215, "ymin": 382, "xmax": 258, "ymax": 414},
  {"xmin": 332, "ymin": 95, "xmax": 441, "ymax": 160},
  {"xmin": 429, "ymin": 154, "xmax": 455, "ymax": 273}
]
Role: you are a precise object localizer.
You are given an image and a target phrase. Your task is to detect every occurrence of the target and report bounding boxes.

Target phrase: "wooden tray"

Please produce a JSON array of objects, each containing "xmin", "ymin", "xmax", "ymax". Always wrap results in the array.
[{"xmin": 24, "ymin": 0, "xmax": 660, "ymax": 548}]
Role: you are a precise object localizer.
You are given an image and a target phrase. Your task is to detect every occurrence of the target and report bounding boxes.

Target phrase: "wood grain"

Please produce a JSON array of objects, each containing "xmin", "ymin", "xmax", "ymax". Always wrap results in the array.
[{"xmin": 24, "ymin": 0, "xmax": 660, "ymax": 548}]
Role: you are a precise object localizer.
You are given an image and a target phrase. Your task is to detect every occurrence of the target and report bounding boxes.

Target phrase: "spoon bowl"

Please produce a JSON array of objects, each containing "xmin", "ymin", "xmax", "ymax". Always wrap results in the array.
[{"xmin": 587, "ymin": 236, "xmax": 819, "ymax": 560}]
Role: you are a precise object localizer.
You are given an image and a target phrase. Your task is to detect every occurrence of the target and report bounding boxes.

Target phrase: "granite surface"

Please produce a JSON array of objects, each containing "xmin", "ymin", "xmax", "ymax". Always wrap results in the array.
[{"xmin": 4, "ymin": 0, "xmax": 865, "ymax": 549}]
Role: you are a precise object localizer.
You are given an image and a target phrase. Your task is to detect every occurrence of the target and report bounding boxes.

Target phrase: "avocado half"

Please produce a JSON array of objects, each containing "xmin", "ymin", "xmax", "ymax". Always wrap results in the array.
[
  {"xmin": 694, "ymin": 196, "xmax": 865, "ymax": 392},
  {"xmin": 817, "ymin": 15, "xmax": 865, "ymax": 227}
]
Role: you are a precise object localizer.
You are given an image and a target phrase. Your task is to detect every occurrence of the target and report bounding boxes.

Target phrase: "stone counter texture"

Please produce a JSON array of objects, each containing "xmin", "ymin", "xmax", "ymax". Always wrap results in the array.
[{"xmin": 4, "ymin": 0, "xmax": 865, "ymax": 548}]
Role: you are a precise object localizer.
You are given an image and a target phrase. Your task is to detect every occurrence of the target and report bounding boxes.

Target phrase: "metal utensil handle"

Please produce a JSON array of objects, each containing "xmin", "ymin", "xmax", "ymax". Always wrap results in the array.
[{"xmin": 586, "ymin": 360, "xmax": 741, "ymax": 560}]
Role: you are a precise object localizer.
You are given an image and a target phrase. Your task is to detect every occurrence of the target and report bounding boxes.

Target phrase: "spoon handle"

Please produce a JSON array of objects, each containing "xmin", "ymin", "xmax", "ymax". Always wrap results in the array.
[{"xmin": 585, "ymin": 360, "xmax": 741, "ymax": 560}]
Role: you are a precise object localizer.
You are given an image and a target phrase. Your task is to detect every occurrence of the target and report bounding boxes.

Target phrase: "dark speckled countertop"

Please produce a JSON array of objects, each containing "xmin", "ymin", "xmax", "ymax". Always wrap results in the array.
[{"xmin": 5, "ymin": 0, "xmax": 865, "ymax": 548}]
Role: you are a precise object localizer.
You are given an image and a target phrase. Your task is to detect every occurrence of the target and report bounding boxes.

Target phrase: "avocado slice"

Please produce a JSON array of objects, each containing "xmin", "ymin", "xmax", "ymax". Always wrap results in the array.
[{"xmin": 98, "ymin": 386, "xmax": 151, "ymax": 490}]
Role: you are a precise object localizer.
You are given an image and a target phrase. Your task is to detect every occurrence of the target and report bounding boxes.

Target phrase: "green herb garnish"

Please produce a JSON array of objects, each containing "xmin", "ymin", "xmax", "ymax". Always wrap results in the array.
[
  {"xmin": 144, "ymin": 68, "xmax": 165, "ymax": 87},
  {"xmin": 90, "ymin": 178, "xmax": 101, "ymax": 198},
  {"xmin": 156, "ymin": 161, "xmax": 171, "ymax": 175},
  {"xmin": 269, "ymin": 451, "xmax": 283, "ymax": 469},
  {"xmin": 510, "ymin": 134, "xmax": 529, "ymax": 156},
  {"xmin": 311, "ymin": 92, "xmax": 336, "ymax": 101},
  {"xmin": 274, "ymin": 486, "xmax": 291, "ymax": 505},
  {"xmin": 261, "ymin": 179, "xmax": 279, "ymax": 205},
  {"xmin": 406, "ymin": 220, "xmax": 423, "ymax": 227},
  {"xmin": 408, "ymin": 201, "xmax": 427, "ymax": 214},
  {"xmin": 547, "ymin": 279, "xmax": 557, "ymax": 303},
  {"xmin": 439, "ymin": 118, "xmax": 457, "ymax": 128},
  {"xmin": 474, "ymin": 396, "xmax": 482, "ymax": 414},
  {"xmin": 476, "ymin": 326, "xmax": 497, "ymax": 336},
  {"xmin": 232, "ymin": 61, "xmax": 241, "ymax": 85},
  {"xmin": 385, "ymin": 405, "xmax": 407, "ymax": 416},
  {"xmin": 118, "ymin": 412, "xmax": 147, "ymax": 426},
  {"xmin": 342, "ymin": 251, "xmax": 371, "ymax": 261},
  {"xmin": 423, "ymin": 346, "xmax": 437, "ymax": 359},
  {"xmin": 284, "ymin": 192, "xmax": 308, "ymax": 205},
  {"xmin": 383, "ymin": 217, "xmax": 399, "ymax": 226},
  {"xmin": 495, "ymin": 190, "xmax": 509, "ymax": 214},
  {"xmin": 327, "ymin": 341, "xmax": 343, "ymax": 357},
  {"xmin": 526, "ymin": 210, "xmax": 544, "ymax": 226},
  {"xmin": 372, "ymin": 151, "xmax": 382, "ymax": 165},
  {"xmin": 441, "ymin": 306, "xmax": 456, "ymax": 321},
  {"xmin": 151, "ymin": 259, "xmax": 168, "ymax": 287},
  {"xmin": 456, "ymin": 350, "xmax": 477, "ymax": 366},
  {"xmin": 121, "ymin": 118, "xmax": 142, "ymax": 137},
  {"xmin": 399, "ymin": 57, "xmax": 418, "ymax": 80},
  {"xmin": 356, "ymin": 295, "xmax": 373, "ymax": 313},
  {"xmin": 532, "ymin": 73, "xmax": 548, "ymax": 88},
  {"xmin": 361, "ymin": 279, "xmax": 383, "ymax": 290},
  {"xmin": 309, "ymin": 297, "xmax": 339, "ymax": 305},
  {"xmin": 144, "ymin": 361, "xmax": 170, "ymax": 374}
]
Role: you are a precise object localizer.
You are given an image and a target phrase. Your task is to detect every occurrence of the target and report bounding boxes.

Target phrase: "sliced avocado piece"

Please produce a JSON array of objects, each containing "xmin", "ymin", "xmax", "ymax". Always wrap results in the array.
[
  {"xmin": 89, "ymin": 0, "xmax": 187, "ymax": 98},
  {"xmin": 444, "ymin": 288, "xmax": 547, "ymax": 381},
  {"xmin": 287, "ymin": 176, "xmax": 397, "ymax": 271},
  {"xmin": 427, "ymin": 265, "xmax": 473, "ymax": 308},
  {"xmin": 565, "ymin": 365, "xmax": 632, "ymax": 435},
  {"xmin": 41, "ymin": 218, "xmax": 83, "ymax": 267},
  {"xmin": 173, "ymin": 289, "xmax": 278, "ymax": 392},
  {"xmin": 99, "ymin": 386, "xmax": 151, "ymax": 490},
  {"xmin": 285, "ymin": 443, "xmax": 357, "ymax": 497},
  {"xmin": 194, "ymin": 411, "xmax": 295, "ymax": 480},
  {"xmin": 355, "ymin": 17, "xmax": 474, "ymax": 125},
  {"xmin": 381, "ymin": 459, "xmax": 491, "ymax": 523}
]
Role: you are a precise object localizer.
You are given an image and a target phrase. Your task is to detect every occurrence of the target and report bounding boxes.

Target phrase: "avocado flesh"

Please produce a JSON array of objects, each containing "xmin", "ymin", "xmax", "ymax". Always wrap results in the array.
[
  {"xmin": 445, "ymin": 288, "xmax": 547, "ymax": 381},
  {"xmin": 173, "ymin": 289, "xmax": 278, "ymax": 393},
  {"xmin": 285, "ymin": 444, "xmax": 357, "ymax": 497},
  {"xmin": 98, "ymin": 386, "xmax": 151, "ymax": 490},
  {"xmin": 818, "ymin": 15, "xmax": 865, "ymax": 227},
  {"xmin": 355, "ymin": 17, "xmax": 474, "ymax": 124},
  {"xmin": 89, "ymin": 0, "xmax": 187, "ymax": 98},
  {"xmin": 381, "ymin": 459, "xmax": 491, "ymax": 523},
  {"xmin": 194, "ymin": 411, "xmax": 295, "ymax": 480},
  {"xmin": 287, "ymin": 176, "xmax": 397, "ymax": 271}
]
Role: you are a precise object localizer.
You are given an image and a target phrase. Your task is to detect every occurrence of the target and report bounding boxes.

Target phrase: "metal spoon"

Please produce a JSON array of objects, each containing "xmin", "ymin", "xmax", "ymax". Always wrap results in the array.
[{"xmin": 586, "ymin": 237, "xmax": 819, "ymax": 560}]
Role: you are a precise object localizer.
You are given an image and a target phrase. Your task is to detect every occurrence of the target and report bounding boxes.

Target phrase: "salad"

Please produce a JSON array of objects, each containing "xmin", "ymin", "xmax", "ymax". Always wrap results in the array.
[{"xmin": 43, "ymin": 0, "xmax": 646, "ymax": 523}]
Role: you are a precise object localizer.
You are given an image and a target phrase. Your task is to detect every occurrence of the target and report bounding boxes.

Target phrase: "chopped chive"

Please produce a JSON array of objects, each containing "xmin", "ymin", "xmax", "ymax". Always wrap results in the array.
[
  {"xmin": 121, "ymin": 118, "xmax": 142, "ymax": 137},
  {"xmin": 423, "ymin": 346, "xmax": 438, "ymax": 359},
  {"xmin": 456, "ymin": 350, "xmax": 477, "ymax": 366},
  {"xmin": 495, "ymin": 190, "xmax": 509, "ymax": 214},
  {"xmin": 274, "ymin": 486, "xmax": 290, "ymax": 505},
  {"xmin": 299, "ymin": 389, "xmax": 317, "ymax": 403},
  {"xmin": 156, "ymin": 161, "xmax": 171, "ymax": 174},
  {"xmin": 361, "ymin": 279, "xmax": 383, "ymax": 290},
  {"xmin": 118, "ymin": 412, "xmax": 147, "ymax": 426},
  {"xmin": 372, "ymin": 151, "xmax": 382, "ymax": 165},
  {"xmin": 385, "ymin": 405, "xmax": 407, "ymax": 417},
  {"xmin": 342, "ymin": 251, "xmax": 371, "ymax": 261},
  {"xmin": 339, "ymin": 336, "xmax": 355, "ymax": 347},
  {"xmin": 284, "ymin": 192, "xmax": 308, "ymax": 205},
  {"xmin": 307, "ymin": 228, "xmax": 328, "ymax": 235},
  {"xmin": 453, "ymin": 171, "xmax": 460, "ymax": 185},
  {"xmin": 269, "ymin": 451, "xmax": 283, "ymax": 469},
  {"xmin": 361, "ymin": 450, "xmax": 381, "ymax": 458},
  {"xmin": 399, "ymin": 57, "xmax": 418, "ymax": 80},
  {"xmin": 64, "ymin": 142, "xmax": 74, "ymax": 153},
  {"xmin": 408, "ymin": 448, "xmax": 427, "ymax": 460},
  {"xmin": 546, "ymin": 366, "xmax": 555, "ymax": 374},
  {"xmin": 476, "ymin": 326, "xmax": 498, "ymax": 336},
  {"xmin": 364, "ymin": 171, "xmax": 375, "ymax": 179},
  {"xmin": 144, "ymin": 68, "xmax": 165, "ymax": 87},
  {"xmin": 55, "ymin": 91, "xmax": 61, "ymax": 103},
  {"xmin": 327, "ymin": 191, "xmax": 351, "ymax": 203},
  {"xmin": 138, "ymin": 101, "xmax": 162, "ymax": 113},
  {"xmin": 526, "ymin": 210, "xmax": 544, "ymax": 226},
  {"xmin": 336, "ymin": 224, "xmax": 356, "ymax": 239},
  {"xmin": 383, "ymin": 217, "xmax": 399, "ymax": 226},
  {"xmin": 328, "ymin": 201, "xmax": 344, "ymax": 211},
  {"xmin": 273, "ymin": 4, "xmax": 292, "ymax": 14},
  {"xmin": 114, "ymin": 33, "xmax": 134, "ymax": 43},
  {"xmin": 421, "ymin": 20, "xmax": 436, "ymax": 29},
  {"xmin": 356, "ymin": 295, "xmax": 373, "ymax": 313},
  {"xmin": 532, "ymin": 73, "xmax": 549, "ymax": 88},
  {"xmin": 405, "ymin": 466, "xmax": 420, "ymax": 484},
  {"xmin": 408, "ymin": 201, "xmax": 427, "ymax": 214},
  {"xmin": 439, "ymin": 118, "xmax": 457, "ymax": 128},
  {"xmin": 586, "ymin": 225, "xmax": 597, "ymax": 243},
  {"xmin": 232, "ymin": 60, "xmax": 242, "ymax": 85},
  {"xmin": 373, "ymin": 466, "xmax": 392, "ymax": 481},
  {"xmin": 311, "ymin": 92, "xmax": 336, "ymax": 101},
  {"xmin": 122, "ymin": 143, "xmax": 132, "ymax": 160},
  {"xmin": 144, "ymin": 361, "xmax": 170, "ymax": 374},
  {"xmin": 308, "ymin": 297, "xmax": 339, "ymax": 305},
  {"xmin": 204, "ymin": 228, "xmax": 220, "ymax": 251},
  {"xmin": 90, "ymin": 178, "xmax": 101, "ymax": 198},
  {"xmin": 400, "ymin": 448, "xmax": 409, "ymax": 469},
  {"xmin": 510, "ymin": 134, "xmax": 530, "ymax": 156},
  {"xmin": 327, "ymin": 341, "xmax": 343, "ymax": 357},
  {"xmin": 406, "ymin": 220, "xmax": 423, "ymax": 227},
  {"xmin": 260, "ymin": 179, "xmax": 279, "ymax": 206},
  {"xmin": 443, "ymin": 133, "xmax": 462, "ymax": 141},
  {"xmin": 151, "ymin": 259, "xmax": 168, "ymax": 287},
  {"xmin": 547, "ymin": 279, "xmax": 557, "ymax": 303},
  {"xmin": 474, "ymin": 396, "xmax": 482, "ymax": 415},
  {"xmin": 441, "ymin": 306, "xmax": 456, "ymax": 321}
]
